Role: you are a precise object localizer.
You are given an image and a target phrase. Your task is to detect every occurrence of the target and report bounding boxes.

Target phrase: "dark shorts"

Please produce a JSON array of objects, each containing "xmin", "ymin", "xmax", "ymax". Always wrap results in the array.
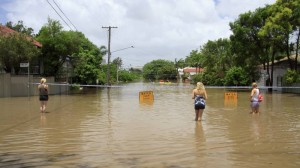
[
  {"xmin": 195, "ymin": 104, "xmax": 205, "ymax": 110},
  {"xmin": 39, "ymin": 95, "xmax": 49, "ymax": 101}
]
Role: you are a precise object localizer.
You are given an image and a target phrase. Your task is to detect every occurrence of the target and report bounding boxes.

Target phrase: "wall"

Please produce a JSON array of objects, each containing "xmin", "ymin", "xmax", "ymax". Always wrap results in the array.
[
  {"xmin": 0, "ymin": 73, "xmax": 69, "ymax": 97},
  {"xmin": 0, "ymin": 73, "xmax": 11, "ymax": 97}
]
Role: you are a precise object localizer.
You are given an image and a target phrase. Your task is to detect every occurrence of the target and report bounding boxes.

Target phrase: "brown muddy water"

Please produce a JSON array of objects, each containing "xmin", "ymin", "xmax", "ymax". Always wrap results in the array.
[{"xmin": 0, "ymin": 82, "xmax": 299, "ymax": 168}]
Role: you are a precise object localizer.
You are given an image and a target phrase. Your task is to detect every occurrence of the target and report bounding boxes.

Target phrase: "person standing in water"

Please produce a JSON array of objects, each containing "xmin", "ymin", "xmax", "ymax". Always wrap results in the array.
[
  {"xmin": 192, "ymin": 82, "xmax": 208, "ymax": 121},
  {"xmin": 38, "ymin": 78, "xmax": 49, "ymax": 113},
  {"xmin": 250, "ymin": 82, "xmax": 260, "ymax": 114}
]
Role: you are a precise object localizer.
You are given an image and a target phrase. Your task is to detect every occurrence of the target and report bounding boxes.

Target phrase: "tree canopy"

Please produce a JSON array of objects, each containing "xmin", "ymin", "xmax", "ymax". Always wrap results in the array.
[{"xmin": 143, "ymin": 59, "xmax": 177, "ymax": 81}]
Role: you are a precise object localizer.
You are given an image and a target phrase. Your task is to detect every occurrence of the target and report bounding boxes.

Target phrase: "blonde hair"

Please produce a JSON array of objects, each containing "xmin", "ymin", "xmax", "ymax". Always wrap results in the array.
[
  {"xmin": 40, "ymin": 78, "xmax": 46, "ymax": 84},
  {"xmin": 252, "ymin": 82, "xmax": 257, "ymax": 88},
  {"xmin": 196, "ymin": 82, "xmax": 205, "ymax": 90}
]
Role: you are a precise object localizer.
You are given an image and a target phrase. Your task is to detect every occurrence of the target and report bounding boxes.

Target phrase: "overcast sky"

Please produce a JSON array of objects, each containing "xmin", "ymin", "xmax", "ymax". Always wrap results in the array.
[{"xmin": 0, "ymin": 0, "xmax": 276, "ymax": 68}]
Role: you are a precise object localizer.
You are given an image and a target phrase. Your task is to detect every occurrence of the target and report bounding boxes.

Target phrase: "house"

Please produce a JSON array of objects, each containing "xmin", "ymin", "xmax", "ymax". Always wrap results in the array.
[
  {"xmin": 0, "ymin": 25, "xmax": 42, "ymax": 74},
  {"xmin": 258, "ymin": 54, "xmax": 300, "ymax": 91},
  {"xmin": 178, "ymin": 67, "xmax": 204, "ymax": 81},
  {"xmin": 0, "ymin": 25, "xmax": 42, "ymax": 47}
]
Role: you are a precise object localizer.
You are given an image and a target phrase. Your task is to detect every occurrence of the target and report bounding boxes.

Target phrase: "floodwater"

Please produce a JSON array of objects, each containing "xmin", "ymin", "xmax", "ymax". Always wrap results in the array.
[{"xmin": 0, "ymin": 82, "xmax": 299, "ymax": 168}]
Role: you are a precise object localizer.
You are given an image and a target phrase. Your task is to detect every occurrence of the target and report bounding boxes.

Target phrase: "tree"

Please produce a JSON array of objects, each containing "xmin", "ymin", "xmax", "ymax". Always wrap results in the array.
[
  {"xmin": 72, "ymin": 51, "xmax": 101, "ymax": 84},
  {"xmin": 185, "ymin": 38, "xmax": 233, "ymax": 85},
  {"xmin": 0, "ymin": 24, "xmax": 40, "ymax": 74},
  {"xmin": 230, "ymin": 8, "xmax": 271, "ymax": 83},
  {"xmin": 270, "ymin": 0, "xmax": 300, "ymax": 71},
  {"xmin": 36, "ymin": 18, "xmax": 104, "ymax": 81},
  {"xmin": 6, "ymin": 20, "xmax": 34, "ymax": 36},
  {"xmin": 143, "ymin": 59, "xmax": 177, "ymax": 81},
  {"xmin": 224, "ymin": 66, "xmax": 250, "ymax": 86}
]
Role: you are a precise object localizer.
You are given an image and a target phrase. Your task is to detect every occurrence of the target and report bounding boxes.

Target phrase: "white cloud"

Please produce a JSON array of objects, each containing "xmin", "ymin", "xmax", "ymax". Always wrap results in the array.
[{"xmin": 0, "ymin": 0, "xmax": 276, "ymax": 67}]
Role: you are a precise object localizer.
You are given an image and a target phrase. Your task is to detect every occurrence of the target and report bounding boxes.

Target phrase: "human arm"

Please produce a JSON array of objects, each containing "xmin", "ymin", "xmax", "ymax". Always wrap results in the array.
[
  {"xmin": 45, "ymin": 84, "xmax": 49, "ymax": 92},
  {"xmin": 204, "ymin": 90, "xmax": 208, "ymax": 100},
  {"xmin": 250, "ymin": 89, "xmax": 256, "ymax": 101},
  {"xmin": 192, "ymin": 89, "xmax": 195, "ymax": 99}
]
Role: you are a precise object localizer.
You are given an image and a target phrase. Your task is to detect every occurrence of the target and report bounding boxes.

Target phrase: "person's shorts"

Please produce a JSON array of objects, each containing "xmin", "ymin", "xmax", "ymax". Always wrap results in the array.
[
  {"xmin": 195, "ymin": 104, "xmax": 205, "ymax": 110},
  {"xmin": 251, "ymin": 101, "xmax": 259, "ymax": 108},
  {"xmin": 39, "ymin": 95, "xmax": 49, "ymax": 101}
]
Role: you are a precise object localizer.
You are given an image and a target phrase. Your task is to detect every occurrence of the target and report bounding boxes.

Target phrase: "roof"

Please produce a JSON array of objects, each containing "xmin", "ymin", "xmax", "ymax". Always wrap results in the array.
[
  {"xmin": 277, "ymin": 54, "xmax": 299, "ymax": 63},
  {"xmin": 183, "ymin": 67, "xmax": 203, "ymax": 73},
  {"xmin": 259, "ymin": 54, "xmax": 300, "ymax": 68},
  {"xmin": 0, "ymin": 25, "xmax": 42, "ymax": 47}
]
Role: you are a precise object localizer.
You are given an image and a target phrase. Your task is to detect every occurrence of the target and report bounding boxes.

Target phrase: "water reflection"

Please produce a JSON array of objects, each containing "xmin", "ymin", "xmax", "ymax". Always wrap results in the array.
[
  {"xmin": 194, "ymin": 122, "xmax": 205, "ymax": 143},
  {"xmin": 0, "ymin": 83, "xmax": 299, "ymax": 167}
]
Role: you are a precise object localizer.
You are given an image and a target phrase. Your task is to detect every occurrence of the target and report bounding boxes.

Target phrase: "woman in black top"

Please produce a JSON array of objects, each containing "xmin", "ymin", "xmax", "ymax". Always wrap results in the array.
[{"xmin": 38, "ymin": 78, "xmax": 49, "ymax": 112}]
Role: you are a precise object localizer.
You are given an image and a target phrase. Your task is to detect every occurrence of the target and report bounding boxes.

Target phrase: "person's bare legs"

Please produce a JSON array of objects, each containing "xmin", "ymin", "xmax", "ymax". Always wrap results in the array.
[
  {"xmin": 198, "ymin": 109, "xmax": 204, "ymax": 121},
  {"xmin": 40, "ymin": 101, "xmax": 47, "ymax": 112},
  {"xmin": 256, "ymin": 106, "xmax": 259, "ymax": 114},
  {"xmin": 195, "ymin": 110, "xmax": 199, "ymax": 121},
  {"xmin": 40, "ymin": 101, "xmax": 44, "ymax": 112},
  {"xmin": 43, "ymin": 101, "xmax": 47, "ymax": 112},
  {"xmin": 251, "ymin": 107, "xmax": 255, "ymax": 114}
]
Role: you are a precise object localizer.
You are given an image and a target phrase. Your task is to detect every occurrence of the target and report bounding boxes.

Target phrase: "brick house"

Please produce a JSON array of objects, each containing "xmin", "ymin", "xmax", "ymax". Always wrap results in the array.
[{"xmin": 0, "ymin": 25, "xmax": 42, "ymax": 74}]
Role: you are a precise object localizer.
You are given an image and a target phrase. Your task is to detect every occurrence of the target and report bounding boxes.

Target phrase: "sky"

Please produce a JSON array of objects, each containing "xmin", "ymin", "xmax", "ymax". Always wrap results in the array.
[{"xmin": 0, "ymin": 0, "xmax": 276, "ymax": 68}]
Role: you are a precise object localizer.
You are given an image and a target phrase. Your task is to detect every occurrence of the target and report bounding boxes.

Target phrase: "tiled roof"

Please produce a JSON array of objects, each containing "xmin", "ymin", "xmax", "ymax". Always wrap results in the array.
[
  {"xmin": 183, "ymin": 67, "xmax": 203, "ymax": 73},
  {"xmin": 0, "ymin": 25, "xmax": 42, "ymax": 47}
]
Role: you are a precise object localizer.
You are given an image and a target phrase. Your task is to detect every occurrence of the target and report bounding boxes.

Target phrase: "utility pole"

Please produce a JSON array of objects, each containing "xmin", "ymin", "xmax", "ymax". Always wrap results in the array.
[{"xmin": 102, "ymin": 26, "xmax": 117, "ymax": 86}]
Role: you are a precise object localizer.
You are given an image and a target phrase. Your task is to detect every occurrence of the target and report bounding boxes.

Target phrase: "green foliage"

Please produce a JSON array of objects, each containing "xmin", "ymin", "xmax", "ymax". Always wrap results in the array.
[
  {"xmin": 175, "ymin": 58, "xmax": 186, "ymax": 69},
  {"xmin": 184, "ymin": 38, "xmax": 234, "ymax": 86},
  {"xmin": 224, "ymin": 66, "xmax": 250, "ymax": 86},
  {"xmin": 283, "ymin": 69, "xmax": 300, "ymax": 85},
  {"xmin": 72, "ymin": 51, "xmax": 100, "ymax": 84},
  {"xmin": 0, "ymin": 32, "xmax": 40, "ymax": 74},
  {"xmin": 230, "ymin": 8, "xmax": 268, "ymax": 73},
  {"xmin": 143, "ymin": 59, "xmax": 177, "ymax": 81},
  {"xmin": 118, "ymin": 70, "xmax": 139, "ymax": 82},
  {"xmin": 196, "ymin": 71, "xmax": 223, "ymax": 86},
  {"xmin": 186, "ymin": 0, "xmax": 300, "ymax": 87},
  {"xmin": 36, "ymin": 18, "xmax": 103, "ymax": 77},
  {"xmin": 191, "ymin": 73, "xmax": 203, "ymax": 84},
  {"xmin": 97, "ymin": 69, "xmax": 107, "ymax": 85},
  {"xmin": 6, "ymin": 21, "xmax": 35, "ymax": 36}
]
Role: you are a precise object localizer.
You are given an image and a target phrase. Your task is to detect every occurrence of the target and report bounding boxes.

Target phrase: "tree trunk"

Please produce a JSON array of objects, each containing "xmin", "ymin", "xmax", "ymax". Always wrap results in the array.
[
  {"xmin": 269, "ymin": 48, "xmax": 276, "ymax": 92},
  {"xmin": 285, "ymin": 37, "xmax": 294, "ymax": 70}
]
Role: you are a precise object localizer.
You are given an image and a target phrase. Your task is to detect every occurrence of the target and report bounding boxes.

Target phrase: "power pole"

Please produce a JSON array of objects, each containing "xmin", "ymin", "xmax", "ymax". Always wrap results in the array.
[{"xmin": 102, "ymin": 26, "xmax": 117, "ymax": 86}]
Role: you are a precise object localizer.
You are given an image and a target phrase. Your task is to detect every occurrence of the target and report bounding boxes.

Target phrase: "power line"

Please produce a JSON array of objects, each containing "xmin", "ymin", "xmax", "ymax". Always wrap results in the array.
[
  {"xmin": 52, "ymin": 0, "xmax": 78, "ymax": 31},
  {"xmin": 46, "ymin": 0, "xmax": 73, "ymax": 31}
]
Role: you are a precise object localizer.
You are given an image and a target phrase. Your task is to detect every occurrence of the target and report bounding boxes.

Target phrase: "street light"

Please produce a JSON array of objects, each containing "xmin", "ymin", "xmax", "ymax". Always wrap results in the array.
[
  {"xmin": 107, "ymin": 46, "xmax": 134, "ymax": 85},
  {"xmin": 111, "ymin": 46, "xmax": 134, "ymax": 53}
]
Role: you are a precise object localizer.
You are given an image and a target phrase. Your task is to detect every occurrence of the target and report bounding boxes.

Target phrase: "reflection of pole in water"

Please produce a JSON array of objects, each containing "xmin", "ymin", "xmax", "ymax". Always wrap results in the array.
[{"xmin": 106, "ymin": 88, "xmax": 114, "ymax": 154}]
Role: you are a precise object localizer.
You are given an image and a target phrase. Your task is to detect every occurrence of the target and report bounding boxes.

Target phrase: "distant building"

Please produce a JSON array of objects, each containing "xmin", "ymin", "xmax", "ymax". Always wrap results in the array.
[
  {"xmin": 178, "ymin": 67, "xmax": 204, "ymax": 81},
  {"xmin": 131, "ymin": 66, "xmax": 143, "ymax": 71},
  {"xmin": 258, "ymin": 54, "xmax": 300, "ymax": 91}
]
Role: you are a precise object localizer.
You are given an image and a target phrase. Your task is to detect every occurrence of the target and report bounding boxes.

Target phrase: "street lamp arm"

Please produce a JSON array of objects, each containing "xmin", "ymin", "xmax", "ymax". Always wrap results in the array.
[{"xmin": 111, "ymin": 46, "xmax": 134, "ymax": 53}]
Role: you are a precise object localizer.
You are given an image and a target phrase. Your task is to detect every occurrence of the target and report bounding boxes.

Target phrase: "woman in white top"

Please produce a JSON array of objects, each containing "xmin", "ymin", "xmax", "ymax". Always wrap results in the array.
[{"xmin": 250, "ymin": 82, "xmax": 260, "ymax": 114}]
